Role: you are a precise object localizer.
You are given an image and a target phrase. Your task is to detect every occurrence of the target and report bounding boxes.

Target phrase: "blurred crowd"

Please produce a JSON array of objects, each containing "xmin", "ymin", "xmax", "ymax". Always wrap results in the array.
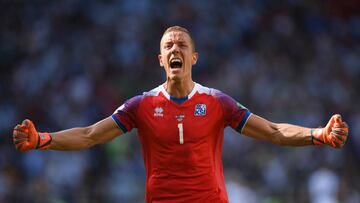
[{"xmin": 1, "ymin": 0, "xmax": 359, "ymax": 202}]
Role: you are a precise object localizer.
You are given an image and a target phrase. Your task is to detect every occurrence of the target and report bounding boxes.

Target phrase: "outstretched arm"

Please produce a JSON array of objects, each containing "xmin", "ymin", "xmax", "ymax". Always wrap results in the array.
[
  {"xmin": 13, "ymin": 117, "xmax": 123, "ymax": 152},
  {"xmin": 242, "ymin": 114, "xmax": 348, "ymax": 148},
  {"xmin": 50, "ymin": 117, "xmax": 123, "ymax": 150}
]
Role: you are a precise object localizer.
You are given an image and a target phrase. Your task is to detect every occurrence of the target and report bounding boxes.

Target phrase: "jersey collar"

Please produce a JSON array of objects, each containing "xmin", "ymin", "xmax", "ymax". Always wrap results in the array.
[{"xmin": 160, "ymin": 82, "xmax": 199, "ymax": 100}]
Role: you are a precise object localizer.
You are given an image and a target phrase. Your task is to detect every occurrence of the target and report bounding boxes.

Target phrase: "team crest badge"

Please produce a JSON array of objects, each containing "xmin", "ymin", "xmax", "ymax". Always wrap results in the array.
[{"xmin": 194, "ymin": 104, "xmax": 206, "ymax": 116}]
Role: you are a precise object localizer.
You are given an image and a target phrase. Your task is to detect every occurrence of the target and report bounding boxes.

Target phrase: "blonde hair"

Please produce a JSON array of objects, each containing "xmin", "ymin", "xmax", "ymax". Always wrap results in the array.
[{"xmin": 161, "ymin": 26, "xmax": 196, "ymax": 51}]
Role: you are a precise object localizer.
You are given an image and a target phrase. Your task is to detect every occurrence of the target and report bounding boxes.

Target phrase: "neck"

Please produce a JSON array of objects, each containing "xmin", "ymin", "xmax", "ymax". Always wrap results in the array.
[{"xmin": 163, "ymin": 78, "xmax": 195, "ymax": 98}]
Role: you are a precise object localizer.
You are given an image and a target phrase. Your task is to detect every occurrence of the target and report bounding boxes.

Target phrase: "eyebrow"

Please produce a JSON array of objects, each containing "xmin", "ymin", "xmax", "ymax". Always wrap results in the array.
[{"xmin": 164, "ymin": 39, "xmax": 186, "ymax": 44}]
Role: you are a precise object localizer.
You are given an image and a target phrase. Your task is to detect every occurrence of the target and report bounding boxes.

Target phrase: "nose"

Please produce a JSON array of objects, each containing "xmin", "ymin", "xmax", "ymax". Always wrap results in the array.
[{"xmin": 170, "ymin": 44, "xmax": 180, "ymax": 54}]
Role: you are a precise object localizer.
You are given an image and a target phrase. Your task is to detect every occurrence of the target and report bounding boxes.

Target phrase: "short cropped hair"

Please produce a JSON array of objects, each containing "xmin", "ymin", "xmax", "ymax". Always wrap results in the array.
[{"xmin": 160, "ymin": 26, "xmax": 196, "ymax": 51}]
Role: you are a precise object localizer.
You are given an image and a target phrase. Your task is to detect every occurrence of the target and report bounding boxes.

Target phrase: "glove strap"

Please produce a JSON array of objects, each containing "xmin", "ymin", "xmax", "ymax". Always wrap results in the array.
[
  {"xmin": 36, "ymin": 132, "xmax": 52, "ymax": 150},
  {"xmin": 311, "ymin": 128, "xmax": 326, "ymax": 145}
]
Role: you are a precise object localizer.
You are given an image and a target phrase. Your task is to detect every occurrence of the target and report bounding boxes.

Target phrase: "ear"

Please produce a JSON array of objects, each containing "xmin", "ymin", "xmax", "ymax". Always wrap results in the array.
[
  {"xmin": 192, "ymin": 52, "xmax": 199, "ymax": 65},
  {"xmin": 158, "ymin": 54, "xmax": 164, "ymax": 67}
]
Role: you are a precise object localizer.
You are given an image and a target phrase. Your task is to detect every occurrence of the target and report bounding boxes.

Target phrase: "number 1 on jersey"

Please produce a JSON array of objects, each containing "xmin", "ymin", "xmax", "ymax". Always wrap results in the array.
[{"xmin": 178, "ymin": 123, "xmax": 184, "ymax": 144}]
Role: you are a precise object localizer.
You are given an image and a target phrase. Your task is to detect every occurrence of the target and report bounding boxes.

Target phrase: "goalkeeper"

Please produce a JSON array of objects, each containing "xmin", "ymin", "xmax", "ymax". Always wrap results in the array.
[{"xmin": 12, "ymin": 26, "xmax": 349, "ymax": 203}]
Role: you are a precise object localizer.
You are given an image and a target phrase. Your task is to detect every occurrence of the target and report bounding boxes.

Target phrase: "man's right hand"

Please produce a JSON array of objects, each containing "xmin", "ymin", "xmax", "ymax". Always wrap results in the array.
[
  {"xmin": 13, "ymin": 119, "xmax": 52, "ymax": 152},
  {"xmin": 311, "ymin": 114, "xmax": 349, "ymax": 148}
]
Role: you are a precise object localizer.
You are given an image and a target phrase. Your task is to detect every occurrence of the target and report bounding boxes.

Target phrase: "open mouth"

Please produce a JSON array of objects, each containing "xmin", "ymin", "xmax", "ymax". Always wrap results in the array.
[{"xmin": 170, "ymin": 58, "xmax": 183, "ymax": 69}]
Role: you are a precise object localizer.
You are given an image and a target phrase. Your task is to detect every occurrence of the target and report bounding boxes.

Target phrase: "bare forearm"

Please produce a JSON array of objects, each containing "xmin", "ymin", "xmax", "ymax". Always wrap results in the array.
[
  {"xmin": 272, "ymin": 123, "xmax": 313, "ymax": 146},
  {"xmin": 50, "ymin": 127, "xmax": 95, "ymax": 150}
]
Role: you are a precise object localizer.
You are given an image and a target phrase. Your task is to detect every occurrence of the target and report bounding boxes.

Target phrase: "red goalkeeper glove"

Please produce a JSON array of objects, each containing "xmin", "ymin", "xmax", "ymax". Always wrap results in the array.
[
  {"xmin": 13, "ymin": 119, "xmax": 52, "ymax": 152},
  {"xmin": 311, "ymin": 114, "xmax": 349, "ymax": 148}
]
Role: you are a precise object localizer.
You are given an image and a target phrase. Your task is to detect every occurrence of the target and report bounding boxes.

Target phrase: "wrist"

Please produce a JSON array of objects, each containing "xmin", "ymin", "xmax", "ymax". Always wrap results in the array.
[
  {"xmin": 36, "ymin": 132, "xmax": 52, "ymax": 150},
  {"xmin": 311, "ymin": 128, "xmax": 326, "ymax": 145}
]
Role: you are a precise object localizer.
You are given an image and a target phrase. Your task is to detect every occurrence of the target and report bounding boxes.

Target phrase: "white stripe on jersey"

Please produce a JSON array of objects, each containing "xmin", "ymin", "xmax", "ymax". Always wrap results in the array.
[{"xmin": 143, "ymin": 83, "xmax": 216, "ymax": 100}]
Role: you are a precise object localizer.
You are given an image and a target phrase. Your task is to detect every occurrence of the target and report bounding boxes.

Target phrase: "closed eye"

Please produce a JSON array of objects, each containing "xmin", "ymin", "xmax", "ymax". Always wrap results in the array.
[
  {"xmin": 178, "ymin": 43, "xmax": 187, "ymax": 48},
  {"xmin": 164, "ymin": 43, "xmax": 173, "ymax": 49}
]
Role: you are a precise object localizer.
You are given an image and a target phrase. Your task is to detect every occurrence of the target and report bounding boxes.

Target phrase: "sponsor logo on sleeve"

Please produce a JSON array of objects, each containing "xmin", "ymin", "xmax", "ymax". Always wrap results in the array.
[{"xmin": 236, "ymin": 102, "xmax": 247, "ymax": 110}]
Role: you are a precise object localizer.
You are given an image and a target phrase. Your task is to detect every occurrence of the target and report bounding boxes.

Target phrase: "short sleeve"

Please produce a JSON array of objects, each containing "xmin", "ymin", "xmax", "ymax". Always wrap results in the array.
[
  {"xmin": 111, "ymin": 95, "xmax": 142, "ymax": 133},
  {"xmin": 215, "ymin": 92, "xmax": 251, "ymax": 133}
]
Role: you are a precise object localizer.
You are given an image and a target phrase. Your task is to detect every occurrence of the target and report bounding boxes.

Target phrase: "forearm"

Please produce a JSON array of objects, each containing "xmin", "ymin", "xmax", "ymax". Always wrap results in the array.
[
  {"xmin": 50, "ymin": 127, "xmax": 95, "ymax": 150},
  {"xmin": 272, "ymin": 123, "xmax": 313, "ymax": 146}
]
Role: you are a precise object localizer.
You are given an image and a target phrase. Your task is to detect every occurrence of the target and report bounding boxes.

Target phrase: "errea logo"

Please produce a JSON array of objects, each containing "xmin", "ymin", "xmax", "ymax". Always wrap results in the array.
[{"xmin": 154, "ymin": 107, "xmax": 164, "ymax": 117}]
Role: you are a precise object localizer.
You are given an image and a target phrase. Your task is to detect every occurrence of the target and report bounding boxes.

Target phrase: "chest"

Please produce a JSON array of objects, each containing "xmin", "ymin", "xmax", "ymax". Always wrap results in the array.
[{"xmin": 137, "ymin": 99, "xmax": 224, "ymax": 144}]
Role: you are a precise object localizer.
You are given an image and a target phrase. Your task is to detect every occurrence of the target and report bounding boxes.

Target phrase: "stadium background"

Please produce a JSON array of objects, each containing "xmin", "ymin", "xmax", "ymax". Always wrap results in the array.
[{"xmin": 1, "ymin": 0, "xmax": 359, "ymax": 202}]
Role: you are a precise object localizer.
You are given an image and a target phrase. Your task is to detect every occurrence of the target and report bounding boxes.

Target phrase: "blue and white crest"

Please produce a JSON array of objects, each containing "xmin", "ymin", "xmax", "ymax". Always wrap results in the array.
[{"xmin": 194, "ymin": 104, "xmax": 206, "ymax": 116}]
